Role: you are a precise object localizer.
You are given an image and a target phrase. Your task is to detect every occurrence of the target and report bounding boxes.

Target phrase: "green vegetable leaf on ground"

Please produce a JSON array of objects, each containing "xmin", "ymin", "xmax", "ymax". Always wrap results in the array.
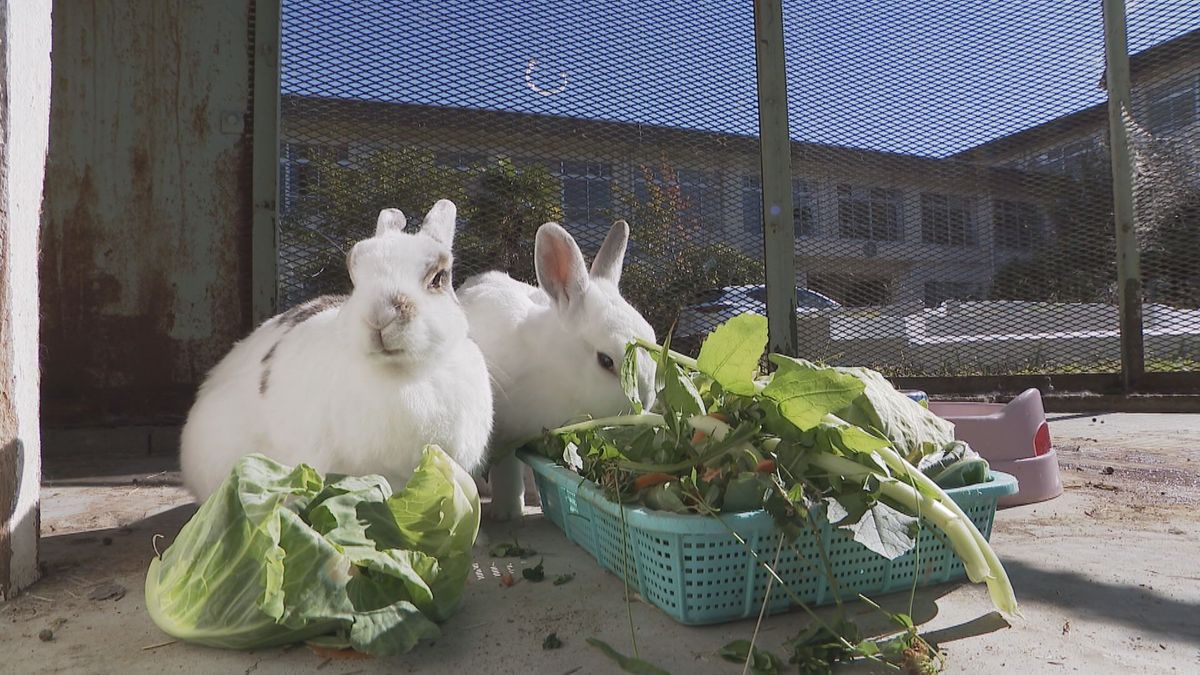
[
  {"xmin": 489, "ymin": 540, "xmax": 537, "ymax": 558},
  {"xmin": 552, "ymin": 573, "xmax": 575, "ymax": 586},
  {"xmin": 696, "ymin": 312, "xmax": 767, "ymax": 395},
  {"xmin": 543, "ymin": 632, "xmax": 563, "ymax": 650},
  {"xmin": 586, "ymin": 638, "xmax": 673, "ymax": 675},
  {"xmin": 522, "ymin": 559, "xmax": 546, "ymax": 582},
  {"xmin": 718, "ymin": 640, "xmax": 784, "ymax": 675}
]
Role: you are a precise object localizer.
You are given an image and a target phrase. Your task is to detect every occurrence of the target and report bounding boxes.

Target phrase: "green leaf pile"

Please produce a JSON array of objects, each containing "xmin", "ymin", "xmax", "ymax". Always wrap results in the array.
[
  {"xmin": 144, "ymin": 445, "xmax": 480, "ymax": 655},
  {"xmin": 527, "ymin": 311, "xmax": 1018, "ymax": 619}
]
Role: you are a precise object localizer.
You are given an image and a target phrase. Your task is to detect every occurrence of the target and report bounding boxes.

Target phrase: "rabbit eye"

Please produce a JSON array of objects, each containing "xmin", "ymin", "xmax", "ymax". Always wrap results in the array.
[
  {"xmin": 428, "ymin": 269, "xmax": 448, "ymax": 290},
  {"xmin": 597, "ymin": 352, "xmax": 615, "ymax": 372}
]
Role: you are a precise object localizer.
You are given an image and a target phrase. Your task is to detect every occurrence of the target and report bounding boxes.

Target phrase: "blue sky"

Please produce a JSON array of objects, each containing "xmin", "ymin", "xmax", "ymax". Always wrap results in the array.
[{"xmin": 282, "ymin": 0, "xmax": 1199, "ymax": 158}]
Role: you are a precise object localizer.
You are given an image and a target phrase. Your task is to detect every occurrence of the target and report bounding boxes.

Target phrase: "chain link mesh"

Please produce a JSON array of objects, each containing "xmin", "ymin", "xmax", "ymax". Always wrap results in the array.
[
  {"xmin": 278, "ymin": 0, "xmax": 1199, "ymax": 380},
  {"xmin": 278, "ymin": 0, "xmax": 765, "ymax": 353}
]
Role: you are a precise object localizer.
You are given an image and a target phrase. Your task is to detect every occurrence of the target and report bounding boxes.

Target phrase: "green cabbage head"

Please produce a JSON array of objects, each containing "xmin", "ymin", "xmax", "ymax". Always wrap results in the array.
[{"xmin": 145, "ymin": 445, "xmax": 480, "ymax": 655}]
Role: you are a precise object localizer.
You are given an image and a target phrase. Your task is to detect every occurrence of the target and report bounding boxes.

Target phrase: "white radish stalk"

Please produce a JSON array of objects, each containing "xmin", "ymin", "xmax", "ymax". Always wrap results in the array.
[{"xmin": 873, "ymin": 445, "xmax": 1020, "ymax": 616}]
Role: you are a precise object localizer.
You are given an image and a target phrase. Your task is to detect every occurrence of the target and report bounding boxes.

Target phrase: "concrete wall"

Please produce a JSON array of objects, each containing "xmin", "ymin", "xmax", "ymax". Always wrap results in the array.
[
  {"xmin": 40, "ymin": 1, "xmax": 256, "ymax": 427},
  {"xmin": 1, "ymin": 0, "xmax": 52, "ymax": 600}
]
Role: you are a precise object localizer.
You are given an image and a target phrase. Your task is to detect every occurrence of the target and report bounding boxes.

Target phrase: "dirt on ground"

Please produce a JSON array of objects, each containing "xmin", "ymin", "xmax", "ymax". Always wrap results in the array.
[{"xmin": 2, "ymin": 414, "xmax": 1199, "ymax": 674}]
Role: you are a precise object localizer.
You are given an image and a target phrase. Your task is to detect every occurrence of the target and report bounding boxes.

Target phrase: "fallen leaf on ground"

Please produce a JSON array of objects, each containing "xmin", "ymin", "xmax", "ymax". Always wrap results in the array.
[{"xmin": 88, "ymin": 582, "xmax": 126, "ymax": 601}]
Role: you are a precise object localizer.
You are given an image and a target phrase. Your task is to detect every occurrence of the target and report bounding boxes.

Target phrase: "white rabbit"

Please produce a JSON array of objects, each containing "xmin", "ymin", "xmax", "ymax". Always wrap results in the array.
[
  {"xmin": 459, "ymin": 220, "xmax": 657, "ymax": 521},
  {"xmin": 180, "ymin": 200, "xmax": 493, "ymax": 501}
]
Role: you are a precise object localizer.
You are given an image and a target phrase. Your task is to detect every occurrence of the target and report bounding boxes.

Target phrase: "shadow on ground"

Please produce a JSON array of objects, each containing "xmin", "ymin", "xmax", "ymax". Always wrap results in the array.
[{"xmin": 1004, "ymin": 558, "xmax": 1200, "ymax": 646}]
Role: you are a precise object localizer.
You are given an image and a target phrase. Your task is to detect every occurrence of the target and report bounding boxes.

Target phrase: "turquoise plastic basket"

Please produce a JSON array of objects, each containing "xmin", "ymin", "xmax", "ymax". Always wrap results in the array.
[{"xmin": 521, "ymin": 451, "xmax": 1018, "ymax": 626}]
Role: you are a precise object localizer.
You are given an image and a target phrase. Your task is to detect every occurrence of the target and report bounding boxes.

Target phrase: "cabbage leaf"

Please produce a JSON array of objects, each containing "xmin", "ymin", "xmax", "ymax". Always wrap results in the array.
[{"xmin": 145, "ymin": 445, "xmax": 479, "ymax": 655}]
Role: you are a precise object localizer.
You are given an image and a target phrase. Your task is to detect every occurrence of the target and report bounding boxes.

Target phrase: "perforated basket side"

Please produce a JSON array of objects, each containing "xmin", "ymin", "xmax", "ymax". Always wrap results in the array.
[{"xmin": 523, "ymin": 452, "xmax": 1016, "ymax": 625}]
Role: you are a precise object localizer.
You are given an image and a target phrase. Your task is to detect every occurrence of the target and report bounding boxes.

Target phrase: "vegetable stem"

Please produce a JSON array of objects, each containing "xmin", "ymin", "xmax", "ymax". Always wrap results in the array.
[
  {"xmin": 873, "ymin": 446, "xmax": 1020, "ymax": 616},
  {"xmin": 550, "ymin": 413, "xmax": 666, "ymax": 436},
  {"xmin": 809, "ymin": 453, "xmax": 990, "ymax": 584},
  {"xmin": 633, "ymin": 337, "xmax": 698, "ymax": 371}
]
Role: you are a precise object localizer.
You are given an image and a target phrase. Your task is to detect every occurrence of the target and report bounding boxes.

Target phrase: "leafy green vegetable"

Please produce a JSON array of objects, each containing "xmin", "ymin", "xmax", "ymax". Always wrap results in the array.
[
  {"xmin": 696, "ymin": 312, "xmax": 768, "ymax": 395},
  {"xmin": 762, "ymin": 355, "xmax": 865, "ymax": 430},
  {"xmin": 527, "ymin": 311, "xmax": 1017, "ymax": 621},
  {"xmin": 841, "ymin": 500, "xmax": 918, "ymax": 560},
  {"xmin": 553, "ymin": 573, "xmax": 575, "ymax": 586},
  {"xmin": 144, "ymin": 446, "xmax": 479, "ymax": 655},
  {"xmin": 522, "ymin": 559, "xmax": 546, "ymax": 582},
  {"xmin": 489, "ymin": 539, "xmax": 536, "ymax": 558},
  {"xmin": 587, "ymin": 638, "xmax": 672, "ymax": 675},
  {"xmin": 543, "ymin": 632, "xmax": 563, "ymax": 650},
  {"xmin": 918, "ymin": 441, "xmax": 990, "ymax": 488},
  {"xmin": 621, "ymin": 342, "xmax": 644, "ymax": 414},
  {"xmin": 719, "ymin": 640, "xmax": 784, "ymax": 674},
  {"xmin": 832, "ymin": 365, "xmax": 957, "ymax": 463}
]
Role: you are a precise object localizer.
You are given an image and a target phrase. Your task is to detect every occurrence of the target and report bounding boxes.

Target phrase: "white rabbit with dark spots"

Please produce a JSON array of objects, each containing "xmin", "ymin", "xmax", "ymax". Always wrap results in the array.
[
  {"xmin": 180, "ymin": 200, "xmax": 493, "ymax": 501},
  {"xmin": 459, "ymin": 220, "xmax": 656, "ymax": 521}
]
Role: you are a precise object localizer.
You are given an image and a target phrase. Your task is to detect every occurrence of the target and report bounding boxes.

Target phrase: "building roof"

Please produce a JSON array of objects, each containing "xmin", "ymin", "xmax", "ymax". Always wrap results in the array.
[
  {"xmin": 282, "ymin": 93, "xmax": 1077, "ymax": 195},
  {"xmin": 950, "ymin": 28, "xmax": 1200, "ymax": 163}
]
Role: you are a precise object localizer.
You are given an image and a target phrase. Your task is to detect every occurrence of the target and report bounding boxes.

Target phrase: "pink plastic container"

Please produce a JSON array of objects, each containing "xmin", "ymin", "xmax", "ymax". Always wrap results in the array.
[{"xmin": 929, "ymin": 388, "xmax": 1063, "ymax": 508}]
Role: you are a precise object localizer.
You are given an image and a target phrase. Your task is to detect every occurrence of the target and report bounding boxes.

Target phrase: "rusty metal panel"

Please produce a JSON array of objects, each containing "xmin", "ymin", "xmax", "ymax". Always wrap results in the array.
[{"xmin": 40, "ymin": 0, "xmax": 255, "ymax": 426}]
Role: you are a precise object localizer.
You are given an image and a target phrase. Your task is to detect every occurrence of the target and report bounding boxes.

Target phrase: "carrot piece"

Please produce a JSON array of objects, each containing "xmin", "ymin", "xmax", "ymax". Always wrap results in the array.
[
  {"xmin": 756, "ymin": 459, "xmax": 776, "ymax": 473},
  {"xmin": 632, "ymin": 472, "xmax": 675, "ymax": 491}
]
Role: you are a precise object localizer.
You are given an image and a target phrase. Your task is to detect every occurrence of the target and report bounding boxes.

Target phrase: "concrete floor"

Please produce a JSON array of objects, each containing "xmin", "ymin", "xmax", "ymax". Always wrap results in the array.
[{"xmin": 4, "ymin": 414, "xmax": 1200, "ymax": 674}]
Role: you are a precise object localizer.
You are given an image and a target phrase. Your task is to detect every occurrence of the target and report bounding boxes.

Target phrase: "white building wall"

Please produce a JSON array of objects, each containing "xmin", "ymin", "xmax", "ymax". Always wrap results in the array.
[{"xmin": 1, "ymin": 0, "xmax": 52, "ymax": 599}]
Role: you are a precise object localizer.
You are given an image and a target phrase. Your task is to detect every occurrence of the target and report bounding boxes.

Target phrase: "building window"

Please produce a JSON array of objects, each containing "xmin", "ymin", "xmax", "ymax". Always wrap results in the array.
[
  {"xmin": 1017, "ymin": 137, "xmax": 1104, "ymax": 180},
  {"xmin": 1145, "ymin": 76, "xmax": 1198, "ymax": 137},
  {"xmin": 993, "ymin": 199, "xmax": 1043, "ymax": 251},
  {"xmin": 921, "ymin": 193, "xmax": 976, "ymax": 247},
  {"xmin": 837, "ymin": 185, "xmax": 902, "ymax": 241},
  {"xmin": 741, "ymin": 176, "xmax": 817, "ymax": 237},
  {"xmin": 924, "ymin": 281, "xmax": 982, "ymax": 308},
  {"xmin": 436, "ymin": 151, "xmax": 486, "ymax": 173},
  {"xmin": 282, "ymin": 143, "xmax": 349, "ymax": 213},
  {"xmin": 635, "ymin": 166, "xmax": 723, "ymax": 230},
  {"xmin": 677, "ymin": 168, "xmax": 722, "ymax": 229},
  {"xmin": 556, "ymin": 161, "xmax": 613, "ymax": 249}
]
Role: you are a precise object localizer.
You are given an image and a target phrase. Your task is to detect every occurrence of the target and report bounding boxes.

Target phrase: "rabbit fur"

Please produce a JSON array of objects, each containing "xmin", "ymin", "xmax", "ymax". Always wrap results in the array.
[
  {"xmin": 459, "ymin": 220, "xmax": 656, "ymax": 521},
  {"xmin": 180, "ymin": 200, "xmax": 493, "ymax": 501}
]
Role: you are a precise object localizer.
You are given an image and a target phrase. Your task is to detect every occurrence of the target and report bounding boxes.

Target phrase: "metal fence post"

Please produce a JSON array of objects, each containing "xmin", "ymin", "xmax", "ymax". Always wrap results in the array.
[
  {"xmin": 251, "ymin": 0, "xmax": 282, "ymax": 324},
  {"xmin": 754, "ymin": 0, "xmax": 798, "ymax": 357},
  {"xmin": 1102, "ymin": 0, "xmax": 1144, "ymax": 392}
]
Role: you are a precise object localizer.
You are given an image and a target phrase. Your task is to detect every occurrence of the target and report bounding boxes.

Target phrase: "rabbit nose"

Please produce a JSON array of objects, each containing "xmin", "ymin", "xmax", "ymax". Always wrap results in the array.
[
  {"xmin": 369, "ymin": 295, "xmax": 416, "ymax": 329},
  {"xmin": 391, "ymin": 294, "xmax": 416, "ymax": 323}
]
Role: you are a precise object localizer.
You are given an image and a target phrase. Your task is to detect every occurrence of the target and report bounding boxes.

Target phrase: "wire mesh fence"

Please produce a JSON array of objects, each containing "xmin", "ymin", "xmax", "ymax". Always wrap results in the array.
[
  {"xmin": 278, "ymin": 0, "xmax": 766, "ymax": 350},
  {"xmin": 277, "ymin": 0, "xmax": 1200, "ymax": 388}
]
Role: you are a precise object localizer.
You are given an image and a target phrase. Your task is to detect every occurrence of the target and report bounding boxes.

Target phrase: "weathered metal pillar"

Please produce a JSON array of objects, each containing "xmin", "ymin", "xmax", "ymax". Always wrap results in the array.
[
  {"xmin": 1103, "ymin": 0, "xmax": 1143, "ymax": 392},
  {"xmin": 754, "ymin": 0, "xmax": 798, "ymax": 357},
  {"xmin": 252, "ymin": 0, "xmax": 282, "ymax": 323},
  {"xmin": 1, "ymin": 0, "xmax": 52, "ymax": 599}
]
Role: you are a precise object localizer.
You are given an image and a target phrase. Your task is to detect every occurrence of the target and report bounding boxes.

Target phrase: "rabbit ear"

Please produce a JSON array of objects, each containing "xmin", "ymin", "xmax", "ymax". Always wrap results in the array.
[
  {"xmin": 376, "ymin": 208, "xmax": 407, "ymax": 237},
  {"xmin": 421, "ymin": 199, "xmax": 457, "ymax": 245},
  {"xmin": 345, "ymin": 242, "xmax": 360, "ymax": 285},
  {"xmin": 536, "ymin": 222, "xmax": 589, "ymax": 311},
  {"xmin": 590, "ymin": 219, "xmax": 629, "ymax": 283}
]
